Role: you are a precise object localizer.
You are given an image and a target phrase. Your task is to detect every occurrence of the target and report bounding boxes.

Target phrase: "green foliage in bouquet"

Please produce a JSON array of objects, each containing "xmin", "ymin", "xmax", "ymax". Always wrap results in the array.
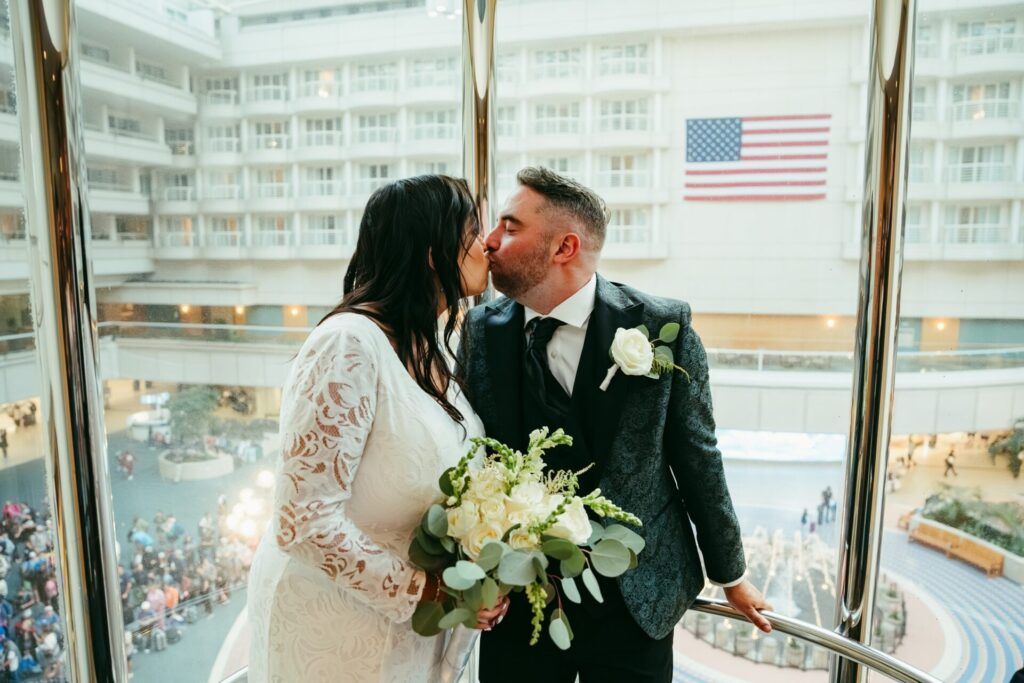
[{"xmin": 409, "ymin": 428, "xmax": 645, "ymax": 649}]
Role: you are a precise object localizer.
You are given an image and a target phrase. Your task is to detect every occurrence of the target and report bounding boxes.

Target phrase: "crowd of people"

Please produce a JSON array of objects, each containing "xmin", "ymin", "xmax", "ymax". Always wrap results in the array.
[{"xmin": 800, "ymin": 486, "xmax": 838, "ymax": 534}]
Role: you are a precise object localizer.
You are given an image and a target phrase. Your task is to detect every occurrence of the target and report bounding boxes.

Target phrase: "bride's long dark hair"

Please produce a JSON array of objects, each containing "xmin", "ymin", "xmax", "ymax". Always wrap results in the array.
[{"xmin": 320, "ymin": 175, "xmax": 480, "ymax": 425}]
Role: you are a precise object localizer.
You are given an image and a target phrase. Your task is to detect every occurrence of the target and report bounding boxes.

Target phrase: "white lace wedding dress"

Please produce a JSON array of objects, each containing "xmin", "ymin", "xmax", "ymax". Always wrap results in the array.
[{"xmin": 247, "ymin": 313, "xmax": 484, "ymax": 682}]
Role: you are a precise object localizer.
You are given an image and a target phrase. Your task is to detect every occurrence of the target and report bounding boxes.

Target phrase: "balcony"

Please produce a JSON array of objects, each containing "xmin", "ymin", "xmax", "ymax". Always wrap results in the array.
[
  {"xmin": 199, "ymin": 138, "xmax": 242, "ymax": 167},
  {"xmin": 951, "ymin": 36, "xmax": 1024, "ymax": 77},
  {"xmin": 245, "ymin": 135, "xmax": 291, "ymax": 165},
  {"xmin": 204, "ymin": 229, "xmax": 245, "ymax": 259},
  {"xmin": 405, "ymin": 128, "xmax": 459, "ymax": 157},
  {"xmin": 401, "ymin": 73, "xmax": 458, "ymax": 105},
  {"xmin": 349, "ymin": 79, "xmax": 399, "ymax": 108},
  {"xmin": 348, "ymin": 131, "xmax": 399, "ymax": 158},
  {"xmin": 950, "ymin": 102, "xmax": 1020, "ymax": 138},
  {"xmin": 249, "ymin": 183, "xmax": 293, "ymax": 212},
  {"xmin": 167, "ymin": 141, "xmax": 197, "ymax": 169},
  {"xmin": 87, "ymin": 183, "xmax": 149, "ymax": 215},
  {"xmin": 0, "ymin": 179, "xmax": 22, "ymax": 210},
  {"xmin": 521, "ymin": 71, "xmax": 585, "ymax": 99},
  {"xmin": 940, "ymin": 223, "xmax": 1022, "ymax": 261},
  {"xmin": 353, "ymin": 178, "xmax": 390, "ymax": 199},
  {"xmin": 296, "ymin": 132, "xmax": 345, "ymax": 163},
  {"xmin": 944, "ymin": 165, "xmax": 1022, "ymax": 201},
  {"xmin": 79, "ymin": 61, "xmax": 197, "ymax": 117},
  {"xmin": 243, "ymin": 87, "xmax": 289, "ymax": 116},
  {"xmin": 201, "ymin": 90, "xmax": 241, "ymax": 120},
  {"xmin": 88, "ymin": 237, "xmax": 155, "ymax": 277},
  {"xmin": 250, "ymin": 229, "xmax": 294, "ymax": 259},
  {"xmin": 591, "ymin": 70, "xmax": 669, "ymax": 95},
  {"xmin": 298, "ymin": 227, "xmax": 355, "ymax": 259},
  {"xmin": 300, "ymin": 181, "xmax": 345, "ymax": 210},
  {"xmin": 84, "ymin": 128, "xmax": 172, "ymax": 166},
  {"xmin": 594, "ymin": 182, "xmax": 669, "ymax": 205},
  {"xmin": 200, "ymin": 185, "xmax": 245, "ymax": 214},
  {"xmin": 294, "ymin": 82, "xmax": 343, "ymax": 113},
  {"xmin": 154, "ymin": 186, "xmax": 198, "ymax": 214},
  {"xmin": 523, "ymin": 129, "xmax": 586, "ymax": 153},
  {"xmin": 154, "ymin": 230, "xmax": 199, "ymax": 260},
  {"xmin": 590, "ymin": 125, "xmax": 668, "ymax": 150},
  {"xmin": 602, "ymin": 224, "xmax": 664, "ymax": 260}
]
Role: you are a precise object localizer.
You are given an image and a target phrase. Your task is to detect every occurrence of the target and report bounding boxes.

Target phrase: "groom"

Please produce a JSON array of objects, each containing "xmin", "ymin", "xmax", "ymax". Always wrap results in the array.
[{"xmin": 458, "ymin": 167, "xmax": 771, "ymax": 682}]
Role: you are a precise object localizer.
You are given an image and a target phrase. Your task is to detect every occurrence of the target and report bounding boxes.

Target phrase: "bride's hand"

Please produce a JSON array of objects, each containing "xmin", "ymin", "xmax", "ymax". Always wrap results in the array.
[{"xmin": 474, "ymin": 595, "xmax": 509, "ymax": 631}]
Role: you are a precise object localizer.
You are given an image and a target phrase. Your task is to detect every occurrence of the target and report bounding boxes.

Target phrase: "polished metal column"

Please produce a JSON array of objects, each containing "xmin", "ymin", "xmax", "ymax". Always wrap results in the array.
[
  {"xmin": 10, "ymin": 1, "xmax": 125, "ymax": 681},
  {"xmin": 462, "ymin": 0, "xmax": 498, "ymax": 229},
  {"xmin": 832, "ymin": 2, "xmax": 916, "ymax": 682}
]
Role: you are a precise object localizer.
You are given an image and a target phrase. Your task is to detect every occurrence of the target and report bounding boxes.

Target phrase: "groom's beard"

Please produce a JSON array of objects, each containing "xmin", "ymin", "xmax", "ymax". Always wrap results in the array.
[{"xmin": 489, "ymin": 246, "xmax": 550, "ymax": 301}]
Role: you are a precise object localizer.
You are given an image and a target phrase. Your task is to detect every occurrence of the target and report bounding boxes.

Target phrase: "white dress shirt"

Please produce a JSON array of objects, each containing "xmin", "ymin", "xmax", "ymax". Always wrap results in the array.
[{"xmin": 523, "ymin": 275, "xmax": 598, "ymax": 398}]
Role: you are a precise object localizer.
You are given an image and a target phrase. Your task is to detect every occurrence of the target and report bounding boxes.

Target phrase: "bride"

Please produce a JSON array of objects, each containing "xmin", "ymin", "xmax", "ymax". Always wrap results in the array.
[{"xmin": 247, "ymin": 175, "xmax": 508, "ymax": 682}]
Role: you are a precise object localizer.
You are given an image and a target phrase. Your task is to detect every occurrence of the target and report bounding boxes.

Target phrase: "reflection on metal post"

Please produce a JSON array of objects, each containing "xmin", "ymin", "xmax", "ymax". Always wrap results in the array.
[
  {"xmin": 9, "ymin": 1, "xmax": 125, "ymax": 681},
  {"xmin": 833, "ymin": 1, "xmax": 915, "ymax": 682},
  {"xmin": 462, "ymin": 0, "xmax": 497, "ymax": 233}
]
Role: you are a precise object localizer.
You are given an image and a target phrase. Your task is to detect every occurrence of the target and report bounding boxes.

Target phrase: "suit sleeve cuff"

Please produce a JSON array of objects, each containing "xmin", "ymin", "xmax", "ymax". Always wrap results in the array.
[{"xmin": 709, "ymin": 572, "xmax": 745, "ymax": 588}]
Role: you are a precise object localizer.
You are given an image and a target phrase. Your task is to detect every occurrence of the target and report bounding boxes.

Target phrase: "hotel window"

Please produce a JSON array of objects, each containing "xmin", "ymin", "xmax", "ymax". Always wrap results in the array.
[
  {"xmin": 355, "ymin": 113, "xmax": 398, "ymax": 143},
  {"xmin": 165, "ymin": 127, "xmax": 194, "ymax": 155},
  {"xmin": 0, "ymin": 145, "xmax": 19, "ymax": 181},
  {"xmin": 910, "ymin": 85, "xmax": 935, "ymax": 122},
  {"xmin": 531, "ymin": 48, "xmax": 582, "ymax": 79},
  {"xmin": 252, "ymin": 168, "xmax": 290, "ymax": 198},
  {"xmin": 302, "ymin": 118, "xmax": 343, "ymax": 146},
  {"xmin": 497, "ymin": 106, "xmax": 518, "ymax": 137},
  {"xmin": 159, "ymin": 216, "xmax": 194, "ymax": 247},
  {"xmin": 497, "ymin": 51, "xmax": 519, "ymax": 84},
  {"xmin": 907, "ymin": 144, "xmax": 931, "ymax": 183},
  {"xmin": 915, "ymin": 22, "xmax": 938, "ymax": 58},
  {"xmin": 301, "ymin": 68, "xmax": 341, "ymax": 98},
  {"xmin": 205, "ymin": 124, "xmax": 240, "ymax": 153},
  {"xmin": 944, "ymin": 204, "xmax": 1009, "ymax": 244},
  {"xmin": 135, "ymin": 59, "xmax": 175, "ymax": 87},
  {"xmin": 0, "ymin": 87, "xmax": 14, "ymax": 114},
  {"xmin": 409, "ymin": 57, "xmax": 457, "ymax": 88},
  {"xmin": 352, "ymin": 63, "xmax": 397, "ymax": 92},
  {"xmin": 951, "ymin": 81, "xmax": 1015, "ymax": 120},
  {"xmin": 356, "ymin": 163, "xmax": 391, "ymax": 193},
  {"xmin": 955, "ymin": 18, "xmax": 1019, "ymax": 56},
  {"xmin": 304, "ymin": 215, "xmax": 342, "ymax": 245},
  {"xmin": 596, "ymin": 154, "xmax": 650, "ymax": 188},
  {"xmin": 208, "ymin": 216, "xmax": 242, "ymax": 246},
  {"xmin": 250, "ymin": 73, "xmax": 289, "ymax": 101},
  {"xmin": 81, "ymin": 42, "xmax": 111, "ymax": 64},
  {"xmin": 598, "ymin": 98, "xmax": 650, "ymax": 132},
  {"xmin": 411, "ymin": 109, "xmax": 457, "ymax": 140},
  {"xmin": 203, "ymin": 76, "xmax": 239, "ymax": 104},
  {"xmin": 904, "ymin": 204, "xmax": 927, "ymax": 243},
  {"xmin": 87, "ymin": 166, "xmax": 131, "ymax": 191},
  {"xmin": 160, "ymin": 173, "xmax": 195, "ymax": 201},
  {"xmin": 598, "ymin": 44, "xmax": 651, "ymax": 76},
  {"xmin": 532, "ymin": 102, "xmax": 581, "ymax": 135},
  {"xmin": 413, "ymin": 161, "xmax": 454, "ymax": 175},
  {"xmin": 115, "ymin": 216, "xmax": 150, "ymax": 241},
  {"xmin": 254, "ymin": 215, "xmax": 292, "ymax": 246},
  {"xmin": 303, "ymin": 167, "xmax": 340, "ymax": 196},
  {"xmin": 205, "ymin": 170, "xmax": 241, "ymax": 199},
  {"xmin": 606, "ymin": 208, "xmax": 650, "ymax": 244},
  {"xmin": 252, "ymin": 121, "xmax": 290, "ymax": 150},
  {"xmin": 531, "ymin": 156, "xmax": 582, "ymax": 181},
  {"xmin": 945, "ymin": 144, "xmax": 1012, "ymax": 182},
  {"xmin": 108, "ymin": 113, "xmax": 145, "ymax": 138}
]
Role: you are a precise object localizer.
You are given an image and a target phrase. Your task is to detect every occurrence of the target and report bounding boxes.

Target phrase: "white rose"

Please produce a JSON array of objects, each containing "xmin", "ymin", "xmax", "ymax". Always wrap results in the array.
[
  {"xmin": 466, "ymin": 467, "xmax": 505, "ymax": 502},
  {"xmin": 610, "ymin": 328, "xmax": 654, "ymax": 376},
  {"xmin": 507, "ymin": 527, "xmax": 540, "ymax": 551},
  {"xmin": 506, "ymin": 482, "xmax": 548, "ymax": 516},
  {"xmin": 462, "ymin": 522, "xmax": 504, "ymax": 560},
  {"xmin": 446, "ymin": 500, "xmax": 479, "ymax": 539},
  {"xmin": 546, "ymin": 498, "xmax": 592, "ymax": 546},
  {"xmin": 478, "ymin": 496, "xmax": 508, "ymax": 527}
]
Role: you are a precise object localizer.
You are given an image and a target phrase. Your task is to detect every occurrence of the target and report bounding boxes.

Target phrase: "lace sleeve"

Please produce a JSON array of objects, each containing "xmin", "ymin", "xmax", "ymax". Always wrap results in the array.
[{"xmin": 274, "ymin": 324, "xmax": 426, "ymax": 623}]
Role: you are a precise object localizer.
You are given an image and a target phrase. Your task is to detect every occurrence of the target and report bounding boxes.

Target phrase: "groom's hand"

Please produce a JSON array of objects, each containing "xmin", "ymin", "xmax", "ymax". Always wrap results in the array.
[{"xmin": 724, "ymin": 580, "xmax": 773, "ymax": 633}]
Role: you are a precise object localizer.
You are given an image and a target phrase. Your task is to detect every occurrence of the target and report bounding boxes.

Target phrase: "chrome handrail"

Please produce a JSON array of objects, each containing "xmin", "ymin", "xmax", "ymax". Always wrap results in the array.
[{"xmin": 690, "ymin": 598, "xmax": 941, "ymax": 683}]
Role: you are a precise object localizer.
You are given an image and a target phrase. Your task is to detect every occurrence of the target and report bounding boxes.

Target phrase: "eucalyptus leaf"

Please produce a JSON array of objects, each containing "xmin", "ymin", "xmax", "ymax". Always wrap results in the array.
[
  {"xmin": 659, "ymin": 322, "xmax": 680, "ymax": 343},
  {"xmin": 408, "ymin": 538, "xmax": 449, "ymax": 574},
  {"xmin": 411, "ymin": 601, "xmax": 446, "ymax": 636},
  {"xmin": 541, "ymin": 538, "xmax": 578, "ymax": 561},
  {"xmin": 581, "ymin": 567, "xmax": 603, "ymax": 603},
  {"xmin": 530, "ymin": 550, "xmax": 549, "ymax": 571},
  {"xmin": 587, "ymin": 521, "xmax": 605, "ymax": 546},
  {"xmin": 533, "ymin": 557, "xmax": 549, "ymax": 587},
  {"xmin": 455, "ymin": 560, "xmax": 486, "ymax": 581},
  {"xmin": 439, "ymin": 536, "xmax": 456, "ymax": 554},
  {"xmin": 560, "ymin": 576, "xmax": 581, "ymax": 604},
  {"xmin": 415, "ymin": 526, "xmax": 445, "ymax": 556},
  {"xmin": 654, "ymin": 345, "xmax": 674, "ymax": 365},
  {"xmin": 636, "ymin": 324, "xmax": 650, "ymax": 339},
  {"xmin": 438, "ymin": 468, "xmax": 456, "ymax": 497},
  {"xmin": 438, "ymin": 608, "xmax": 475, "ymax": 630},
  {"xmin": 560, "ymin": 548, "xmax": 586, "ymax": 579},
  {"xmin": 590, "ymin": 539, "xmax": 632, "ymax": 578},
  {"xmin": 442, "ymin": 566, "xmax": 477, "ymax": 591},
  {"xmin": 497, "ymin": 551, "xmax": 537, "ymax": 587},
  {"xmin": 475, "ymin": 542, "xmax": 506, "ymax": 572},
  {"xmin": 549, "ymin": 618, "xmax": 571, "ymax": 650},
  {"xmin": 553, "ymin": 608, "xmax": 574, "ymax": 640},
  {"xmin": 603, "ymin": 525, "xmax": 646, "ymax": 555},
  {"xmin": 481, "ymin": 577, "xmax": 499, "ymax": 609},
  {"xmin": 423, "ymin": 504, "xmax": 448, "ymax": 539},
  {"xmin": 463, "ymin": 581, "xmax": 484, "ymax": 611}
]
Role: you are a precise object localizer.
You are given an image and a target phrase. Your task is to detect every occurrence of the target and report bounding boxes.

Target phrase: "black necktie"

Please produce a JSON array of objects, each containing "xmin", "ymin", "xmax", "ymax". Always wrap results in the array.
[{"xmin": 524, "ymin": 317, "xmax": 570, "ymax": 416}]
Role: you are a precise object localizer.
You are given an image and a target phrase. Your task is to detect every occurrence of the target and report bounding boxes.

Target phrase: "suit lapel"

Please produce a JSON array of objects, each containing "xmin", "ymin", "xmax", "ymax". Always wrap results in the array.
[
  {"xmin": 573, "ymin": 276, "xmax": 644, "ymax": 469},
  {"xmin": 483, "ymin": 299, "xmax": 526, "ymax": 450}
]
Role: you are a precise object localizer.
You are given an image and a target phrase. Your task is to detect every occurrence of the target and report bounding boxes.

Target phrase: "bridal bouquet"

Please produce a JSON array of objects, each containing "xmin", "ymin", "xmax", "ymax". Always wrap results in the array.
[{"xmin": 409, "ymin": 428, "xmax": 644, "ymax": 657}]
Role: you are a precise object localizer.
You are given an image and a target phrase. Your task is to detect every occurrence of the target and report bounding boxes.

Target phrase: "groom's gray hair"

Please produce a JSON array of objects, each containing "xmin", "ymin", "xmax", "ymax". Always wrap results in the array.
[{"xmin": 515, "ymin": 166, "xmax": 608, "ymax": 252}]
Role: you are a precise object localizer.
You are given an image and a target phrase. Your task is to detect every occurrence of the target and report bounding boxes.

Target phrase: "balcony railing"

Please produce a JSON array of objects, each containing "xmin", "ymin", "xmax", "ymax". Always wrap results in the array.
[
  {"xmin": 606, "ymin": 225, "xmax": 650, "ymax": 244},
  {"xmin": 251, "ymin": 135, "xmax": 289, "ymax": 150},
  {"xmin": 943, "ymin": 164, "xmax": 1014, "ymax": 183},
  {"xmin": 910, "ymin": 103, "xmax": 935, "ymax": 122},
  {"xmin": 88, "ymin": 180, "xmax": 135, "ymax": 192},
  {"xmin": 707, "ymin": 345, "xmax": 1024, "ymax": 372},
  {"xmin": 943, "ymin": 223, "xmax": 1011, "ymax": 244},
  {"xmin": 253, "ymin": 183, "xmax": 289, "ymax": 198},
  {"xmin": 355, "ymin": 178, "xmax": 389, "ymax": 194},
  {"xmin": 354, "ymin": 129, "xmax": 398, "ymax": 144},
  {"xmin": 162, "ymin": 187, "xmax": 196, "ymax": 201},
  {"xmin": 168, "ymin": 141, "xmax": 194, "ymax": 156},
  {"xmin": 302, "ymin": 228, "xmax": 349, "ymax": 246},
  {"xmin": 249, "ymin": 85, "xmax": 288, "ymax": 102},
  {"xmin": 253, "ymin": 230, "xmax": 292, "ymax": 247},
  {"xmin": 301, "ymin": 181, "xmax": 341, "ymax": 197},
  {"xmin": 302, "ymin": 131, "xmax": 343, "ymax": 147},
  {"xmin": 951, "ymin": 100, "xmax": 1018, "ymax": 121},
  {"xmin": 597, "ymin": 117, "xmax": 651, "ymax": 132},
  {"xmin": 299, "ymin": 81, "xmax": 341, "ymax": 98},
  {"xmin": 106, "ymin": 127, "xmax": 157, "ymax": 142},
  {"xmin": 205, "ymin": 138, "xmax": 241, "ymax": 153},
  {"xmin": 207, "ymin": 230, "xmax": 242, "ymax": 247},
  {"xmin": 408, "ymin": 71, "xmax": 456, "ymax": 88},
  {"xmin": 351, "ymin": 76, "xmax": 397, "ymax": 92},
  {"xmin": 954, "ymin": 34, "xmax": 1024, "ymax": 57},
  {"xmin": 595, "ymin": 172, "xmax": 651, "ymax": 188},
  {"xmin": 0, "ymin": 332, "xmax": 36, "ymax": 355},
  {"xmin": 411, "ymin": 125, "xmax": 457, "ymax": 140},
  {"xmin": 204, "ymin": 90, "xmax": 239, "ymax": 105},
  {"xmin": 159, "ymin": 231, "xmax": 195, "ymax": 248},
  {"xmin": 206, "ymin": 184, "xmax": 242, "ymax": 200}
]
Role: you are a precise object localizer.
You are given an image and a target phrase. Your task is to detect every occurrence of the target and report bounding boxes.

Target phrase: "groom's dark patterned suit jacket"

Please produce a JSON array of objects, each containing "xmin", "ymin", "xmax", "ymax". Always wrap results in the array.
[{"xmin": 458, "ymin": 275, "xmax": 747, "ymax": 640}]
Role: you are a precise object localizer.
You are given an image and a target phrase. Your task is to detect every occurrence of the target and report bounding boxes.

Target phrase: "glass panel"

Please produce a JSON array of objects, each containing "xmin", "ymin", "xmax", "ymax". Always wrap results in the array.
[
  {"xmin": 76, "ymin": 2, "xmax": 460, "ymax": 681},
  {"xmin": 0, "ymin": 13, "xmax": 71, "ymax": 681},
  {"xmin": 877, "ymin": 4, "xmax": 1024, "ymax": 683}
]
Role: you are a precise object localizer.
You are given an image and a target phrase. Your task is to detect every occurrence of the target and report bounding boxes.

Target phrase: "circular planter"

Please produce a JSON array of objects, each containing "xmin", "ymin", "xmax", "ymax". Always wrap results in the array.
[{"xmin": 158, "ymin": 451, "xmax": 234, "ymax": 481}]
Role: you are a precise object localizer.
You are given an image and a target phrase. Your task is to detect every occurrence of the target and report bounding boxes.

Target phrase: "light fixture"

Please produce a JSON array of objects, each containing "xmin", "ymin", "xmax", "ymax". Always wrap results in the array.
[
  {"xmin": 235, "ymin": 305, "xmax": 245, "ymax": 315},
  {"xmin": 426, "ymin": 0, "xmax": 460, "ymax": 18},
  {"xmin": 972, "ymin": 109, "xmax": 985, "ymax": 121},
  {"xmin": 179, "ymin": 304, "xmax": 190, "ymax": 314},
  {"xmin": 826, "ymin": 318, "xmax": 836, "ymax": 329},
  {"xmin": 256, "ymin": 469, "xmax": 275, "ymax": 489},
  {"xmin": 936, "ymin": 321, "xmax": 946, "ymax": 331},
  {"xmin": 290, "ymin": 306, "xmax": 301, "ymax": 317}
]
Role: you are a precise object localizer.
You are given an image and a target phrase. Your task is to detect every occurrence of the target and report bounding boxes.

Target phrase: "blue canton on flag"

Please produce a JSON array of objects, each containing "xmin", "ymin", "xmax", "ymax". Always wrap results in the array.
[{"xmin": 686, "ymin": 118, "xmax": 742, "ymax": 163}]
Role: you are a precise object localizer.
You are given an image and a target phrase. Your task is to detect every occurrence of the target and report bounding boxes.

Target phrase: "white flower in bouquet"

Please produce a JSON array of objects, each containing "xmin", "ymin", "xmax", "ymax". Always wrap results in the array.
[
  {"xmin": 546, "ymin": 498, "xmax": 592, "ymax": 545},
  {"xmin": 446, "ymin": 500, "xmax": 478, "ymax": 539},
  {"xmin": 477, "ymin": 496, "xmax": 508, "ymax": 527},
  {"xmin": 462, "ymin": 521, "xmax": 503, "ymax": 559},
  {"xmin": 507, "ymin": 527, "xmax": 540, "ymax": 551}
]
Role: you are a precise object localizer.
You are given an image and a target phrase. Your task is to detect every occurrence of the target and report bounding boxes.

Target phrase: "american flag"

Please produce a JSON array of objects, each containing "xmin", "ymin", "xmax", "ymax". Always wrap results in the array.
[{"xmin": 684, "ymin": 114, "xmax": 831, "ymax": 201}]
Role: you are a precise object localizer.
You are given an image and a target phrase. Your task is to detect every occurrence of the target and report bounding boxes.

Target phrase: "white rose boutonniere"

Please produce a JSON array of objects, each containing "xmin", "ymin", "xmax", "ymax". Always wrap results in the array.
[{"xmin": 599, "ymin": 322, "xmax": 691, "ymax": 391}]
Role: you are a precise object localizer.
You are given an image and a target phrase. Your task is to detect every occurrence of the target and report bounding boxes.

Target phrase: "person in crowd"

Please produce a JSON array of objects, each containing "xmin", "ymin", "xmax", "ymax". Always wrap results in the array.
[
  {"xmin": 944, "ymin": 448, "xmax": 958, "ymax": 478},
  {"xmin": 0, "ymin": 429, "xmax": 8, "ymax": 461}
]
